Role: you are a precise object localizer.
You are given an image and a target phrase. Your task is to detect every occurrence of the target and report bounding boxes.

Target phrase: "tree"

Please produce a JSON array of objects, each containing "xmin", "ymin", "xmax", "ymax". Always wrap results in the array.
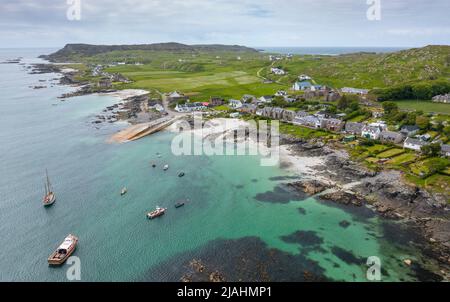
[
  {"xmin": 416, "ymin": 116, "xmax": 430, "ymax": 130},
  {"xmin": 443, "ymin": 126, "xmax": 450, "ymax": 136},
  {"xmin": 421, "ymin": 143, "xmax": 441, "ymax": 157},
  {"xmin": 382, "ymin": 102, "xmax": 399, "ymax": 115}
]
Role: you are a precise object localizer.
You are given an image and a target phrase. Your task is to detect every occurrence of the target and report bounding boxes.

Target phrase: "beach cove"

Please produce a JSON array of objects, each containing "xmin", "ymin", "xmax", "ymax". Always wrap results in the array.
[{"xmin": 0, "ymin": 49, "xmax": 444, "ymax": 282}]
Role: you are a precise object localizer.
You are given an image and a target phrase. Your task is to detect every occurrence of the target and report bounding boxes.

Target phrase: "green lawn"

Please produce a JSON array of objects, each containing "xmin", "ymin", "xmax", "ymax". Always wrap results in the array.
[
  {"xmin": 387, "ymin": 152, "xmax": 418, "ymax": 166},
  {"xmin": 376, "ymin": 148, "xmax": 405, "ymax": 159},
  {"xmin": 280, "ymin": 123, "xmax": 329, "ymax": 139},
  {"xmin": 393, "ymin": 100, "xmax": 450, "ymax": 115}
]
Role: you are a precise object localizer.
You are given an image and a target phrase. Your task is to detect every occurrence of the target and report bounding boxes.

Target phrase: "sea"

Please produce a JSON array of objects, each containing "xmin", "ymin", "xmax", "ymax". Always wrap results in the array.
[
  {"xmin": 0, "ymin": 48, "xmax": 441, "ymax": 282},
  {"xmin": 259, "ymin": 47, "xmax": 407, "ymax": 56}
]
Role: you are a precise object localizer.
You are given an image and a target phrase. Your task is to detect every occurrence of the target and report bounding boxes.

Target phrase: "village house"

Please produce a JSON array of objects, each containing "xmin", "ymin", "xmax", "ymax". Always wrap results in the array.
[
  {"xmin": 404, "ymin": 138, "xmax": 427, "ymax": 152},
  {"xmin": 239, "ymin": 103, "xmax": 258, "ymax": 114},
  {"xmin": 167, "ymin": 91, "xmax": 188, "ymax": 104},
  {"xmin": 293, "ymin": 115, "xmax": 323, "ymax": 129},
  {"xmin": 271, "ymin": 67, "xmax": 286, "ymax": 75},
  {"xmin": 372, "ymin": 111, "xmax": 384, "ymax": 118},
  {"xmin": 341, "ymin": 87, "xmax": 369, "ymax": 95},
  {"xmin": 259, "ymin": 95, "xmax": 274, "ymax": 104},
  {"xmin": 292, "ymin": 81, "xmax": 312, "ymax": 91},
  {"xmin": 283, "ymin": 110, "xmax": 296, "ymax": 122},
  {"xmin": 380, "ymin": 131, "xmax": 404, "ymax": 144},
  {"xmin": 295, "ymin": 111, "xmax": 309, "ymax": 118},
  {"xmin": 299, "ymin": 74, "xmax": 312, "ymax": 81},
  {"xmin": 209, "ymin": 97, "xmax": 224, "ymax": 106},
  {"xmin": 275, "ymin": 90, "xmax": 287, "ymax": 97},
  {"xmin": 441, "ymin": 145, "xmax": 450, "ymax": 157},
  {"xmin": 361, "ymin": 125, "xmax": 382, "ymax": 140},
  {"xmin": 324, "ymin": 90, "xmax": 341, "ymax": 102},
  {"xmin": 432, "ymin": 94, "xmax": 450, "ymax": 103},
  {"xmin": 229, "ymin": 99, "xmax": 243, "ymax": 109},
  {"xmin": 322, "ymin": 118, "xmax": 345, "ymax": 132},
  {"xmin": 242, "ymin": 94, "xmax": 257, "ymax": 103},
  {"xmin": 369, "ymin": 121, "xmax": 388, "ymax": 131},
  {"xmin": 175, "ymin": 102, "xmax": 206, "ymax": 113},
  {"xmin": 400, "ymin": 125, "xmax": 420, "ymax": 137},
  {"xmin": 97, "ymin": 78, "xmax": 112, "ymax": 88},
  {"xmin": 284, "ymin": 96, "xmax": 297, "ymax": 103}
]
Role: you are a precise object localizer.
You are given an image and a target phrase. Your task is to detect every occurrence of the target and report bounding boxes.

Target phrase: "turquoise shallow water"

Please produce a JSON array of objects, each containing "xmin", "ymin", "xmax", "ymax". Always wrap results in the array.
[{"xmin": 0, "ymin": 49, "xmax": 439, "ymax": 282}]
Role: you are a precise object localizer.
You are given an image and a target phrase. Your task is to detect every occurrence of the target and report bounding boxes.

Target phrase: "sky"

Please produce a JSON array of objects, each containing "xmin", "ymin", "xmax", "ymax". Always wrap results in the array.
[{"xmin": 0, "ymin": 0, "xmax": 449, "ymax": 48}]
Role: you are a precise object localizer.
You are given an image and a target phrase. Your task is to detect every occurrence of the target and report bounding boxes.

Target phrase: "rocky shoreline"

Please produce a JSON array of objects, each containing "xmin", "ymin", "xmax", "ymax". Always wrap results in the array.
[
  {"xmin": 281, "ymin": 136, "xmax": 450, "ymax": 279},
  {"xmin": 28, "ymin": 63, "xmax": 163, "ymax": 127}
]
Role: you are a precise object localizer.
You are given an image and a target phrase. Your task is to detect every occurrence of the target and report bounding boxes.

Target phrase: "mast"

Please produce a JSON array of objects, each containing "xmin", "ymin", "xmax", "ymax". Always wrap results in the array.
[{"xmin": 45, "ymin": 169, "xmax": 52, "ymax": 194}]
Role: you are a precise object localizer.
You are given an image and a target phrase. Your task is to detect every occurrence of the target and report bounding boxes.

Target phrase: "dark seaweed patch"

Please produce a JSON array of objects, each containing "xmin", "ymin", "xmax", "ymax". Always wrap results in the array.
[
  {"xmin": 281, "ymin": 231, "xmax": 324, "ymax": 247},
  {"xmin": 331, "ymin": 246, "xmax": 365, "ymax": 266},
  {"xmin": 139, "ymin": 237, "xmax": 331, "ymax": 282},
  {"xmin": 339, "ymin": 220, "xmax": 351, "ymax": 228},
  {"xmin": 298, "ymin": 207, "xmax": 307, "ymax": 215},
  {"xmin": 254, "ymin": 185, "xmax": 301, "ymax": 204}
]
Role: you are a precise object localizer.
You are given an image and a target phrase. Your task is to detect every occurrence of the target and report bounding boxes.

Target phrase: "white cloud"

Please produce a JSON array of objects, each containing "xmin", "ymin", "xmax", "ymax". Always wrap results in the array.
[{"xmin": 0, "ymin": 0, "xmax": 449, "ymax": 47}]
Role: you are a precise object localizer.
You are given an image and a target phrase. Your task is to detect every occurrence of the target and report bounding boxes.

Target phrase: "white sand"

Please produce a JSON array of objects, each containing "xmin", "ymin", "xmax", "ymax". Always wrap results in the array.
[
  {"xmin": 100, "ymin": 89, "xmax": 149, "ymax": 101},
  {"xmin": 169, "ymin": 117, "xmax": 328, "ymax": 176},
  {"xmin": 279, "ymin": 145, "xmax": 328, "ymax": 180}
]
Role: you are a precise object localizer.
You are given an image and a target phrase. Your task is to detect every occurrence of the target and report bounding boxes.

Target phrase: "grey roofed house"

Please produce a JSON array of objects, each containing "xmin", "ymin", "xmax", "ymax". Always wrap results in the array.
[
  {"xmin": 345, "ymin": 122, "xmax": 364, "ymax": 135},
  {"xmin": 441, "ymin": 144, "xmax": 450, "ymax": 156},
  {"xmin": 400, "ymin": 125, "xmax": 420, "ymax": 137},
  {"xmin": 295, "ymin": 111, "xmax": 309, "ymax": 118},
  {"xmin": 404, "ymin": 137, "xmax": 427, "ymax": 151},
  {"xmin": 380, "ymin": 131, "xmax": 404, "ymax": 144}
]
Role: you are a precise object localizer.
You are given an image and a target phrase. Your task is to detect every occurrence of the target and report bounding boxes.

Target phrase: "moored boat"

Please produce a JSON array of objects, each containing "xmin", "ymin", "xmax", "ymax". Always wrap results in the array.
[
  {"xmin": 48, "ymin": 234, "xmax": 78, "ymax": 266},
  {"xmin": 43, "ymin": 169, "xmax": 56, "ymax": 207},
  {"xmin": 147, "ymin": 207, "xmax": 167, "ymax": 219},
  {"xmin": 121, "ymin": 187, "xmax": 128, "ymax": 196},
  {"xmin": 163, "ymin": 164, "xmax": 169, "ymax": 171},
  {"xmin": 175, "ymin": 202, "xmax": 185, "ymax": 208},
  {"xmin": 178, "ymin": 172, "xmax": 185, "ymax": 177}
]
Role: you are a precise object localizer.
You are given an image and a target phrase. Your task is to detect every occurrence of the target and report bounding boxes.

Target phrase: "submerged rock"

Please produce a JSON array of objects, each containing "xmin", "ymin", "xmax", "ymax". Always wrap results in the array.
[
  {"xmin": 288, "ymin": 179, "xmax": 331, "ymax": 195},
  {"xmin": 320, "ymin": 190, "xmax": 365, "ymax": 207}
]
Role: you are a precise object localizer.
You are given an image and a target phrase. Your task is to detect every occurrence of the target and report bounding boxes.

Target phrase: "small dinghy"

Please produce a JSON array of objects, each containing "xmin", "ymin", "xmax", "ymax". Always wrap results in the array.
[
  {"xmin": 121, "ymin": 187, "xmax": 128, "ymax": 196},
  {"xmin": 175, "ymin": 202, "xmax": 185, "ymax": 208},
  {"xmin": 163, "ymin": 164, "xmax": 169, "ymax": 171},
  {"xmin": 178, "ymin": 172, "xmax": 185, "ymax": 178}
]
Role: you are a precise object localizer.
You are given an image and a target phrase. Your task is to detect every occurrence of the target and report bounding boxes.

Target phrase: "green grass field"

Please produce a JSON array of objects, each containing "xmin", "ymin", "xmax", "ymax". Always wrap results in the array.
[
  {"xmin": 106, "ymin": 58, "xmax": 286, "ymax": 101},
  {"xmin": 393, "ymin": 100, "xmax": 450, "ymax": 115},
  {"xmin": 376, "ymin": 148, "xmax": 405, "ymax": 159}
]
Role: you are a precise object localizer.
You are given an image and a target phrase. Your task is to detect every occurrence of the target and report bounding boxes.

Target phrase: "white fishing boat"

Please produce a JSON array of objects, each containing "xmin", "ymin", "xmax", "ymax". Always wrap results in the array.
[
  {"xmin": 48, "ymin": 234, "xmax": 78, "ymax": 266},
  {"xmin": 163, "ymin": 164, "xmax": 169, "ymax": 171}
]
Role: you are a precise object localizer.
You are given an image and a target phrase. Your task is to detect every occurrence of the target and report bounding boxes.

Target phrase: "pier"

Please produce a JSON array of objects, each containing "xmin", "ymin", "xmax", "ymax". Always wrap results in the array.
[{"xmin": 110, "ymin": 116, "xmax": 179, "ymax": 143}]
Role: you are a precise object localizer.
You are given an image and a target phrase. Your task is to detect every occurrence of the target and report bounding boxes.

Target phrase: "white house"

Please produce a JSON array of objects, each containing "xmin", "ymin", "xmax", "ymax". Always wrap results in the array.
[
  {"xmin": 229, "ymin": 99, "xmax": 243, "ymax": 109},
  {"xmin": 299, "ymin": 74, "xmax": 312, "ymax": 81},
  {"xmin": 271, "ymin": 68, "xmax": 286, "ymax": 75},
  {"xmin": 258, "ymin": 96, "xmax": 273, "ymax": 103},
  {"xmin": 275, "ymin": 90, "xmax": 287, "ymax": 97},
  {"xmin": 341, "ymin": 87, "xmax": 369, "ymax": 95},
  {"xmin": 361, "ymin": 125, "xmax": 382, "ymax": 140},
  {"xmin": 404, "ymin": 138, "xmax": 427, "ymax": 152},
  {"xmin": 175, "ymin": 102, "xmax": 206, "ymax": 113},
  {"xmin": 292, "ymin": 81, "xmax": 312, "ymax": 91}
]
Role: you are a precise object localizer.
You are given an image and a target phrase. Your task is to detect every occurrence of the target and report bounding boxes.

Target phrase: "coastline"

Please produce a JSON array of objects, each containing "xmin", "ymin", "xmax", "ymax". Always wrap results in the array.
[{"xmin": 28, "ymin": 60, "xmax": 450, "ymax": 280}]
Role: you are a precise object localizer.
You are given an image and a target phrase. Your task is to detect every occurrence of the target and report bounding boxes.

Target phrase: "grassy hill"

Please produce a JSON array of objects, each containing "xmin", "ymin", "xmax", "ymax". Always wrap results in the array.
[
  {"xmin": 42, "ymin": 44, "xmax": 450, "ymax": 102},
  {"xmin": 275, "ymin": 45, "xmax": 450, "ymax": 89},
  {"xmin": 40, "ymin": 43, "xmax": 258, "ymax": 62}
]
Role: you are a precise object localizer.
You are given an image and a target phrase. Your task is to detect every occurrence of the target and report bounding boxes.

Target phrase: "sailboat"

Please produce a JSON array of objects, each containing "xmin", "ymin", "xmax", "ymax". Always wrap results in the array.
[{"xmin": 43, "ymin": 169, "xmax": 56, "ymax": 207}]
